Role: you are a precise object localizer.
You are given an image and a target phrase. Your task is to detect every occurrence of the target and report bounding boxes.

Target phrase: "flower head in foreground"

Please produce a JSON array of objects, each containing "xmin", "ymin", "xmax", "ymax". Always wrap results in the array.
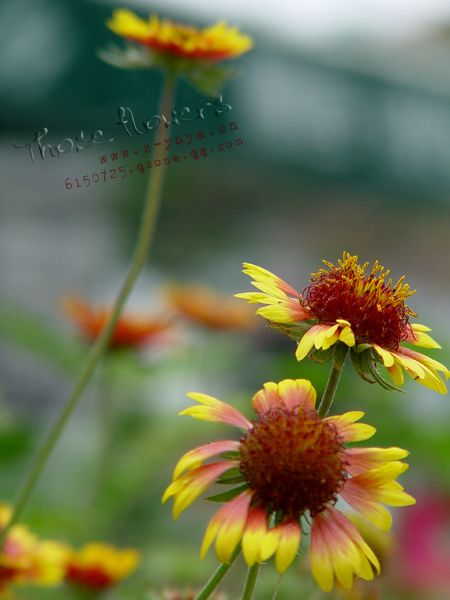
[
  {"xmin": 165, "ymin": 283, "xmax": 256, "ymax": 331},
  {"xmin": 62, "ymin": 296, "xmax": 173, "ymax": 350},
  {"xmin": 163, "ymin": 379, "xmax": 415, "ymax": 592},
  {"xmin": 100, "ymin": 10, "xmax": 253, "ymax": 95},
  {"xmin": 64, "ymin": 543, "xmax": 141, "ymax": 591},
  {"xmin": 236, "ymin": 253, "xmax": 449, "ymax": 393}
]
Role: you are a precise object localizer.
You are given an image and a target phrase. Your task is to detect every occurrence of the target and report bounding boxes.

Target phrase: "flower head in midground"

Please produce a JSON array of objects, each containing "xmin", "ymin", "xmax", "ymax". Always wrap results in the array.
[
  {"xmin": 64, "ymin": 543, "xmax": 141, "ymax": 592},
  {"xmin": 101, "ymin": 10, "xmax": 253, "ymax": 95},
  {"xmin": 62, "ymin": 296, "xmax": 174, "ymax": 350},
  {"xmin": 236, "ymin": 253, "xmax": 449, "ymax": 393},
  {"xmin": 165, "ymin": 283, "xmax": 256, "ymax": 331},
  {"xmin": 163, "ymin": 380, "xmax": 415, "ymax": 592}
]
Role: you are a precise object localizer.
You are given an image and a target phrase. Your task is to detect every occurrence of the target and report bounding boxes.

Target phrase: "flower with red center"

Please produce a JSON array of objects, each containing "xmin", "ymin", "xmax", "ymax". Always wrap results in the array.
[
  {"xmin": 64, "ymin": 543, "xmax": 141, "ymax": 591},
  {"xmin": 165, "ymin": 283, "xmax": 256, "ymax": 331},
  {"xmin": 62, "ymin": 296, "xmax": 174, "ymax": 350},
  {"xmin": 100, "ymin": 10, "xmax": 252, "ymax": 95},
  {"xmin": 236, "ymin": 254, "xmax": 449, "ymax": 393},
  {"xmin": 162, "ymin": 379, "xmax": 415, "ymax": 592}
]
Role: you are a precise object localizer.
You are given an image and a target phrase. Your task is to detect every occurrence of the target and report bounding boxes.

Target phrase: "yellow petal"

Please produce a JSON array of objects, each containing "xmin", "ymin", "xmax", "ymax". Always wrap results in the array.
[
  {"xmin": 339, "ymin": 326, "xmax": 356, "ymax": 347},
  {"xmin": 274, "ymin": 521, "xmax": 301, "ymax": 573}
]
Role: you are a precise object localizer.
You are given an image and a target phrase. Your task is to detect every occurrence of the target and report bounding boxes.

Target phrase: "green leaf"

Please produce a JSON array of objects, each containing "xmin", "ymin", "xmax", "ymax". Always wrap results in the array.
[
  {"xmin": 355, "ymin": 343, "xmax": 373, "ymax": 353},
  {"xmin": 206, "ymin": 484, "xmax": 249, "ymax": 503},
  {"xmin": 187, "ymin": 64, "xmax": 236, "ymax": 97},
  {"xmin": 366, "ymin": 358, "xmax": 404, "ymax": 392},
  {"xmin": 350, "ymin": 348, "xmax": 377, "ymax": 384},
  {"xmin": 98, "ymin": 43, "xmax": 156, "ymax": 69},
  {"xmin": 310, "ymin": 347, "xmax": 333, "ymax": 364},
  {"xmin": 266, "ymin": 319, "xmax": 315, "ymax": 342},
  {"xmin": 217, "ymin": 466, "xmax": 244, "ymax": 484}
]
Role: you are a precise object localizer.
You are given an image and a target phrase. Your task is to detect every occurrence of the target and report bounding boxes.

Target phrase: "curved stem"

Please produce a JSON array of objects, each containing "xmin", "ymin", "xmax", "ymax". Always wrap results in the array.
[
  {"xmin": 317, "ymin": 344, "xmax": 349, "ymax": 418},
  {"xmin": 0, "ymin": 72, "xmax": 177, "ymax": 545},
  {"xmin": 91, "ymin": 359, "xmax": 113, "ymax": 506},
  {"xmin": 241, "ymin": 564, "xmax": 261, "ymax": 600},
  {"xmin": 270, "ymin": 574, "xmax": 284, "ymax": 600},
  {"xmin": 194, "ymin": 546, "xmax": 241, "ymax": 600}
]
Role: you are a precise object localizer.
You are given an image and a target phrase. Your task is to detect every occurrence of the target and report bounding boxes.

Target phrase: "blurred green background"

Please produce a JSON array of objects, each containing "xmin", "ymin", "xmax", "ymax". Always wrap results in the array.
[{"xmin": 0, "ymin": 0, "xmax": 449, "ymax": 598}]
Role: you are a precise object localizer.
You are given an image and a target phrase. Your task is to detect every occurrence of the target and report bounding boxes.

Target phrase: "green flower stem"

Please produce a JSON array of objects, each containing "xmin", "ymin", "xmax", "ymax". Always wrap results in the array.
[
  {"xmin": 0, "ymin": 72, "xmax": 177, "ymax": 546},
  {"xmin": 241, "ymin": 564, "xmax": 261, "ymax": 600},
  {"xmin": 91, "ymin": 359, "xmax": 114, "ymax": 506},
  {"xmin": 270, "ymin": 574, "xmax": 284, "ymax": 600},
  {"xmin": 194, "ymin": 546, "xmax": 241, "ymax": 600},
  {"xmin": 317, "ymin": 344, "xmax": 349, "ymax": 418}
]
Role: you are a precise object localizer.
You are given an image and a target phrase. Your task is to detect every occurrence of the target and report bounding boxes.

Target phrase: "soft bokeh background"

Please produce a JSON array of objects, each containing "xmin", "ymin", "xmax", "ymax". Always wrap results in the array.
[{"xmin": 0, "ymin": 1, "xmax": 449, "ymax": 598}]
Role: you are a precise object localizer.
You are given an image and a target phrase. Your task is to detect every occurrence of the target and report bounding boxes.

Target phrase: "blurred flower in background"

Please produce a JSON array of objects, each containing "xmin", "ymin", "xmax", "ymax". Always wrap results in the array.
[
  {"xmin": 62, "ymin": 295, "xmax": 175, "ymax": 350},
  {"xmin": 0, "ymin": 503, "xmax": 67, "ymax": 594},
  {"xmin": 165, "ymin": 282, "xmax": 256, "ymax": 331},
  {"xmin": 393, "ymin": 489, "xmax": 450, "ymax": 599},
  {"xmin": 106, "ymin": 10, "xmax": 253, "ymax": 62},
  {"xmin": 64, "ymin": 542, "xmax": 141, "ymax": 592},
  {"xmin": 100, "ymin": 9, "xmax": 253, "ymax": 95}
]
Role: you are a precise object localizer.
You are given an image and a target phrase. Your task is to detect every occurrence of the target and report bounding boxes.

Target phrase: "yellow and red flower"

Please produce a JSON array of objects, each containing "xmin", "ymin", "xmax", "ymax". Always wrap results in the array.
[
  {"xmin": 64, "ymin": 543, "xmax": 141, "ymax": 591},
  {"xmin": 0, "ymin": 504, "xmax": 67, "ymax": 593},
  {"xmin": 165, "ymin": 283, "xmax": 256, "ymax": 331},
  {"xmin": 62, "ymin": 296, "xmax": 173, "ymax": 350},
  {"xmin": 106, "ymin": 10, "xmax": 252, "ymax": 63},
  {"xmin": 163, "ymin": 379, "xmax": 415, "ymax": 592},
  {"xmin": 236, "ymin": 254, "xmax": 449, "ymax": 393},
  {"xmin": 101, "ymin": 10, "xmax": 252, "ymax": 95}
]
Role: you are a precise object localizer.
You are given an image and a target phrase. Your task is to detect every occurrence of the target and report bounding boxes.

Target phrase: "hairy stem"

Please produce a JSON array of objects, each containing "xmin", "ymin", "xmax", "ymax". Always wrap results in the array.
[
  {"xmin": 317, "ymin": 344, "xmax": 349, "ymax": 418},
  {"xmin": 240, "ymin": 564, "xmax": 261, "ymax": 600},
  {"xmin": 194, "ymin": 546, "xmax": 241, "ymax": 600}
]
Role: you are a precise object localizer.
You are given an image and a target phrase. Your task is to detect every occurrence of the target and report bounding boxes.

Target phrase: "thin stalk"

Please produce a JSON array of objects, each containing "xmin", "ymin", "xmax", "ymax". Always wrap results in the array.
[
  {"xmin": 270, "ymin": 574, "xmax": 284, "ymax": 600},
  {"xmin": 240, "ymin": 564, "xmax": 261, "ymax": 600},
  {"xmin": 194, "ymin": 546, "xmax": 241, "ymax": 600},
  {"xmin": 0, "ymin": 72, "xmax": 177, "ymax": 545},
  {"xmin": 317, "ymin": 344, "xmax": 349, "ymax": 418},
  {"xmin": 241, "ymin": 563, "xmax": 261, "ymax": 600},
  {"xmin": 91, "ymin": 358, "xmax": 114, "ymax": 506}
]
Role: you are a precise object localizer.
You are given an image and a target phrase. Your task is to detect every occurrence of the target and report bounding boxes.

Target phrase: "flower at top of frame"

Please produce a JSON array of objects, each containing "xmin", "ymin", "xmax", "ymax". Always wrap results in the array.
[
  {"xmin": 62, "ymin": 296, "xmax": 174, "ymax": 350},
  {"xmin": 162, "ymin": 379, "xmax": 415, "ymax": 592},
  {"xmin": 64, "ymin": 543, "xmax": 141, "ymax": 591},
  {"xmin": 0, "ymin": 511, "xmax": 67, "ymax": 592},
  {"xmin": 236, "ymin": 253, "xmax": 449, "ymax": 393},
  {"xmin": 107, "ymin": 11, "xmax": 252, "ymax": 62},
  {"xmin": 100, "ymin": 10, "xmax": 253, "ymax": 96},
  {"xmin": 165, "ymin": 283, "xmax": 256, "ymax": 331}
]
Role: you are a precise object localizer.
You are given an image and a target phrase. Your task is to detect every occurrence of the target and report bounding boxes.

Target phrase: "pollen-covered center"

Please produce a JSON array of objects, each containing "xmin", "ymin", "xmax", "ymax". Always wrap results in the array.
[
  {"xmin": 303, "ymin": 254, "xmax": 417, "ymax": 350},
  {"xmin": 239, "ymin": 406, "xmax": 347, "ymax": 518}
]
